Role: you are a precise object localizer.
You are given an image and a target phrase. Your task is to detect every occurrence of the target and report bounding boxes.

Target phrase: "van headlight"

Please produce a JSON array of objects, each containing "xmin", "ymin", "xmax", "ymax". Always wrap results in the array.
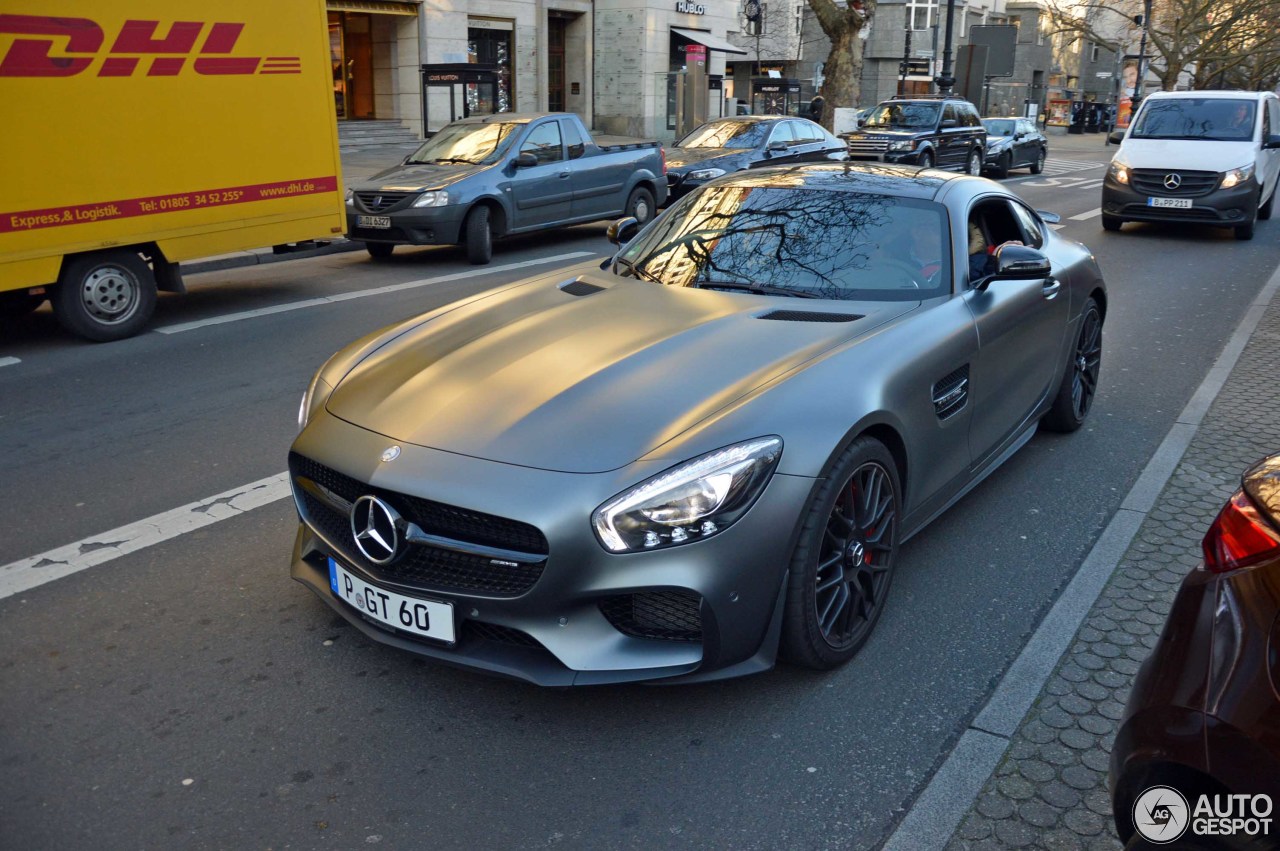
[
  {"xmin": 1107, "ymin": 160, "xmax": 1130, "ymax": 185},
  {"xmin": 1221, "ymin": 164, "xmax": 1255, "ymax": 189},
  {"xmin": 412, "ymin": 190, "xmax": 450, "ymax": 208},
  {"xmin": 298, "ymin": 372, "xmax": 336, "ymax": 432},
  {"xmin": 592, "ymin": 437, "xmax": 782, "ymax": 553}
]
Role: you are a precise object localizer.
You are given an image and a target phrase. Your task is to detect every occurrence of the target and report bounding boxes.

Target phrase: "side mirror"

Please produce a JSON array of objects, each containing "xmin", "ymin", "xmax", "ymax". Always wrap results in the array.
[
  {"xmin": 767, "ymin": 141, "xmax": 787, "ymax": 153},
  {"xmin": 607, "ymin": 216, "xmax": 641, "ymax": 245},
  {"xmin": 940, "ymin": 118, "xmax": 959, "ymax": 129},
  {"xmin": 1264, "ymin": 134, "xmax": 1280, "ymax": 150},
  {"xmin": 1036, "ymin": 210, "xmax": 1062, "ymax": 224},
  {"xmin": 513, "ymin": 152, "xmax": 539, "ymax": 168},
  {"xmin": 857, "ymin": 117, "xmax": 868, "ymax": 127},
  {"xmin": 1107, "ymin": 130, "xmax": 1125, "ymax": 145}
]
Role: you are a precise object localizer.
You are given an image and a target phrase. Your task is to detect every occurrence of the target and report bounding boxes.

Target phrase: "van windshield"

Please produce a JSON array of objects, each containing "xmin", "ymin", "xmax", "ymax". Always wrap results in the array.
[{"xmin": 1129, "ymin": 98, "xmax": 1257, "ymax": 142}]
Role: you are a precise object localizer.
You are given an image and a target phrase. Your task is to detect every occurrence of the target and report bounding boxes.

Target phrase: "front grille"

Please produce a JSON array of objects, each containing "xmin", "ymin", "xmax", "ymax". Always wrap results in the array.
[
  {"xmin": 355, "ymin": 191, "xmax": 412, "ymax": 212},
  {"xmin": 600, "ymin": 591, "xmax": 703, "ymax": 642},
  {"xmin": 1130, "ymin": 169, "xmax": 1219, "ymax": 198},
  {"xmin": 845, "ymin": 138, "xmax": 889, "ymax": 154},
  {"xmin": 291, "ymin": 454, "xmax": 549, "ymax": 597}
]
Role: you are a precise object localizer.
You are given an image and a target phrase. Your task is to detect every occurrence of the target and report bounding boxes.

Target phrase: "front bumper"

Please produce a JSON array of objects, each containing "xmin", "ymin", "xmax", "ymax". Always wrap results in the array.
[
  {"xmin": 846, "ymin": 149, "xmax": 926, "ymax": 165},
  {"xmin": 289, "ymin": 412, "xmax": 813, "ymax": 685},
  {"xmin": 982, "ymin": 146, "xmax": 1010, "ymax": 167},
  {"xmin": 345, "ymin": 204, "xmax": 468, "ymax": 246},
  {"xmin": 1102, "ymin": 175, "xmax": 1259, "ymax": 227}
]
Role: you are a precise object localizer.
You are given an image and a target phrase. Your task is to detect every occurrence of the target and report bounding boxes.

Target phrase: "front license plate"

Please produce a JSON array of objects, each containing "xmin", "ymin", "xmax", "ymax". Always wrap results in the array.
[
  {"xmin": 329, "ymin": 558, "xmax": 455, "ymax": 644},
  {"xmin": 357, "ymin": 215, "xmax": 391, "ymax": 229},
  {"xmin": 1147, "ymin": 197, "xmax": 1192, "ymax": 209}
]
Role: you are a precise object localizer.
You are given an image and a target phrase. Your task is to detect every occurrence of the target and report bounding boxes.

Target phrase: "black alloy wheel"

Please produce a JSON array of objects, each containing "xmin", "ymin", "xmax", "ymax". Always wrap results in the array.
[
  {"xmin": 1043, "ymin": 297, "xmax": 1102, "ymax": 432},
  {"xmin": 781, "ymin": 436, "xmax": 900, "ymax": 669},
  {"xmin": 994, "ymin": 151, "xmax": 1012, "ymax": 179}
]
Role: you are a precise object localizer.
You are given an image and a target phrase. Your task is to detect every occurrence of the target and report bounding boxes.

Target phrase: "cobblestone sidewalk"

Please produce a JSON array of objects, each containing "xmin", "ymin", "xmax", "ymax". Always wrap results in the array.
[{"xmin": 946, "ymin": 288, "xmax": 1280, "ymax": 850}]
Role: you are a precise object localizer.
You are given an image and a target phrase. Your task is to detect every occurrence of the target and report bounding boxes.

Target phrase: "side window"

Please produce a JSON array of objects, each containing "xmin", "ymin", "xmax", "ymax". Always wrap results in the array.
[
  {"xmin": 1009, "ymin": 202, "xmax": 1046, "ymax": 249},
  {"xmin": 943, "ymin": 103, "xmax": 959, "ymax": 126},
  {"xmin": 966, "ymin": 200, "xmax": 1032, "ymax": 282},
  {"xmin": 520, "ymin": 122, "xmax": 564, "ymax": 165},
  {"xmin": 1269, "ymin": 99, "xmax": 1280, "ymax": 136},
  {"xmin": 769, "ymin": 121, "xmax": 796, "ymax": 146},
  {"xmin": 791, "ymin": 120, "xmax": 819, "ymax": 143},
  {"xmin": 562, "ymin": 119, "xmax": 586, "ymax": 160},
  {"xmin": 963, "ymin": 104, "xmax": 982, "ymax": 127}
]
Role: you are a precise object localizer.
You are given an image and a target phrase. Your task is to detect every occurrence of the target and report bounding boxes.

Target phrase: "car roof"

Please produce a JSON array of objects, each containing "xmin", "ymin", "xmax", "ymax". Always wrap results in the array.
[
  {"xmin": 705, "ymin": 115, "xmax": 796, "ymax": 123},
  {"xmin": 1144, "ymin": 90, "xmax": 1276, "ymax": 101},
  {"xmin": 452, "ymin": 112, "xmax": 560, "ymax": 125},
  {"xmin": 715, "ymin": 163, "xmax": 958, "ymax": 200}
]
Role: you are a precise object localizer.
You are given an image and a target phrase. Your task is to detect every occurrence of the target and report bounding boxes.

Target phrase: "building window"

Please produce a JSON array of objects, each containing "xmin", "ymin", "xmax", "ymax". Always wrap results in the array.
[
  {"xmin": 794, "ymin": 4, "xmax": 802, "ymax": 35},
  {"xmin": 468, "ymin": 20, "xmax": 514, "ymax": 113},
  {"xmin": 907, "ymin": 0, "xmax": 934, "ymax": 31},
  {"xmin": 1090, "ymin": 42, "xmax": 1100, "ymax": 62}
]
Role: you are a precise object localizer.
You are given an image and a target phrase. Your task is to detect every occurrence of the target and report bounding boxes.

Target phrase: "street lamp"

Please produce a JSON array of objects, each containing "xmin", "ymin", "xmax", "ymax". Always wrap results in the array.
[
  {"xmin": 935, "ymin": 0, "xmax": 957, "ymax": 94},
  {"xmin": 1132, "ymin": 0, "xmax": 1153, "ymax": 110}
]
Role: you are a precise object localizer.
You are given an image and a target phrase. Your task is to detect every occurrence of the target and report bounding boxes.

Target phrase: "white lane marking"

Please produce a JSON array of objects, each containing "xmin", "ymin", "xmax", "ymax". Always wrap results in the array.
[
  {"xmin": 156, "ymin": 251, "xmax": 598, "ymax": 335},
  {"xmin": 1050, "ymin": 224, "xmax": 1066, "ymax": 231},
  {"xmin": 0, "ymin": 473, "xmax": 290, "ymax": 601},
  {"xmin": 1040, "ymin": 158, "xmax": 1104, "ymax": 173},
  {"xmin": 0, "ymin": 357, "xmax": 20, "ymax": 368},
  {"xmin": 1069, "ymin": 207, "xmax": 1102, "ymax": 221}
]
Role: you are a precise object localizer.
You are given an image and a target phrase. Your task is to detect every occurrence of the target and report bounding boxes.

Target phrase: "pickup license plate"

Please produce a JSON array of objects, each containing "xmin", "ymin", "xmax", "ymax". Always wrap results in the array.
[
  {"xmin": 357, "ymin": 215, "xmax": 391, "ymax": 229},
  {"xmin": 329, "ymin": 558, "xmax": 455, "ymax": 644},
  {"xmin": 1147, "ymin": 197, "xmax": 1192, "ymax": 209}
]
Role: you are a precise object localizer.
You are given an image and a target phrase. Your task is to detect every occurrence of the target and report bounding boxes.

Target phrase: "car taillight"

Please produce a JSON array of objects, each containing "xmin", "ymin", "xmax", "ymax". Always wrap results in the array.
[
  {"xmin": 660, "ymin": 147, "xmax": 667, "ymax": 174},
  {"xmin": 1202, "ymin": 489, "xmax": 1280, "ymax": 573}
]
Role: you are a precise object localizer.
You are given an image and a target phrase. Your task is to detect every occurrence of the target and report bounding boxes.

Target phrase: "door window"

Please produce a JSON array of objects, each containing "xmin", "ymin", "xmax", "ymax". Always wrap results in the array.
[
  {"xmin": 961, "ymin": 104, "xmax": 982, "ymax": 127},
  {"xmin": 768, "ymin": 121, "xmax": 796, "ymax": 146},
  {"xmin": 562, "ymin": 119, "xmax": 586, "ymax": 160},
  {"xmin": 943, "ymin": 104, "xmax": 959, "ymax": 126},
  {"xmin": 1009, "ymin": 202, "xmax": 1046, "ymax": 249},
  {"xmin": 521, "ymin": 122, "xmax": 565, "ymax": 164}
]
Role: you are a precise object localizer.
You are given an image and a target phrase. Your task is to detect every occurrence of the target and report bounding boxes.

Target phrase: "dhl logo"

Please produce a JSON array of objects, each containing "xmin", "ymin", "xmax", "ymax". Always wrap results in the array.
[{"xmin": 0, "ymin": 14, "xmax": 301, "ymax": 77}]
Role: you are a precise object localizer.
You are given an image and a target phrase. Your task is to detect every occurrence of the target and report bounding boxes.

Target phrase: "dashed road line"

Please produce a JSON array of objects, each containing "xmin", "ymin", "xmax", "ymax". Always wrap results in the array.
[
  {"xmin": 1069, "ymin": 207, "xmax": 1102, "ymax": 221},
  {"xmin": 155, "ymin": 251, "xmax": 598, "ymax": 335},
  {"xmin": 0, "ymin": 357, "xmax": 20, "ymax": 368}
]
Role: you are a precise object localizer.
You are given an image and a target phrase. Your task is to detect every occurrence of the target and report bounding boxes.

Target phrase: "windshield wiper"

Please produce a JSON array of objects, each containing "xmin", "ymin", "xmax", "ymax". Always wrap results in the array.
[
  {"xmin": 433, "ymin": 157, "xmax": 476, "ymax": 164},
  {"xmin": 691, "ymin": 281, "xmax": 820, "ymax": 299},
  {"xmin": 614, "ymin": 257, "xmax": 665, "ymax": 284}
]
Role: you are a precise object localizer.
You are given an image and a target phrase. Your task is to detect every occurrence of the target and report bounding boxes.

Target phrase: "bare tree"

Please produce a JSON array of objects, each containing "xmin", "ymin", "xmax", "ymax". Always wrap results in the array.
[
  {"xmin": 806, "ymin": 0, "xmax": 875, "ymax": 131},
  {"xmin": 1043, "ymin": 0, "xmax": 1278, "ymax": 92}
]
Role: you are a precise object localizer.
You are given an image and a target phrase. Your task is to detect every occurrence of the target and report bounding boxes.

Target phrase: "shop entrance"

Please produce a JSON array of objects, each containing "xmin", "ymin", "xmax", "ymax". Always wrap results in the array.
[{"xmin": 328, "ymin": 11, "xmax": 375, "ymax": 119}]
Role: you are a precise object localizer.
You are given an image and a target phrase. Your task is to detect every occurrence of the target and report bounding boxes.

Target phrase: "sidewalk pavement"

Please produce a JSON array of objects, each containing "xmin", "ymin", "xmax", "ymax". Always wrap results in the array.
[{"xmin": 939, "ymin": 268, "xmax": 1280, "ymax": 850}]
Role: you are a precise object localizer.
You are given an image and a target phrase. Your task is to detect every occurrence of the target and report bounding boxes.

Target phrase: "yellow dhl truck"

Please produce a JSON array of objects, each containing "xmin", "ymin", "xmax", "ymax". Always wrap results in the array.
[{"xmin": 0, "ymin": 0, "xmax": 345, "ymax": 341}]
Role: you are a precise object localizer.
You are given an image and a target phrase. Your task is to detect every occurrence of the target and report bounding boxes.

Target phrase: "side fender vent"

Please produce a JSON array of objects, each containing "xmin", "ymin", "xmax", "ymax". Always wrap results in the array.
[
  {"xmin": 559, "ymin": 279, "xmax": 605, "ymax": 297},
  {"xmin": 932, "ymin": 365, "xmax": 970, "ymax": 421},
  {"xmin": 757, "ymin": 310, "xmax": 863, "ymax": 323}
]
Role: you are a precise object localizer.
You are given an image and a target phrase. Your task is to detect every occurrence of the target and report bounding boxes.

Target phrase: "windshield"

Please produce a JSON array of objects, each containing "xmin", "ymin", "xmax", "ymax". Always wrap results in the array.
[
  {"xmin": 406, "ymin": 122, "xmax": 523, "ymax": 165},
  {"xmin": 863, "ymin": 102, "xmax": 941, "ymax": 130},
  {"xmin": 1129, "ymin": 99, "xmax": 1257, "ymax": 142},
  {"xmin": 983, "ymin": 119, "xmax": 1016, "ymax": 137},
  {"xmin": 616, "ymin": 184, "xmax": 952, "ymax": 301},
  {"xmin": 677, "ymin": 120, "xmax": 770, "ymax": 149}
]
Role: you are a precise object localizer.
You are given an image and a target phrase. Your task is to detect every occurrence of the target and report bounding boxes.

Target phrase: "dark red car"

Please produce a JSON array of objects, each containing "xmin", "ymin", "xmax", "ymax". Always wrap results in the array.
[{"xmin": 1112, "ymin": 454, "xmax": 1280, "ymax": 848}]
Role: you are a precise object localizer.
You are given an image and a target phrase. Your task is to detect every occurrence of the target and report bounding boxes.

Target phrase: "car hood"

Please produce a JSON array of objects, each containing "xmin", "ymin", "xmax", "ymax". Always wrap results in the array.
[
  {"xmin": 354, "ymin": 161, "xmax": 491, "ymax": 192},
  {"xmin": 985, "ymin": 135, "xmax": 1014, "ymax": 149},
  {"xmin": 665, "ymin": 147, "xmax": 751, "ymax": 172},
  {"xmin": 325, "ymin": 271, "xmax": 915, "ymax": 473},
  {"xmin": 1116, "ymin": 139, "xmax": 1257, "ymax": 171}
]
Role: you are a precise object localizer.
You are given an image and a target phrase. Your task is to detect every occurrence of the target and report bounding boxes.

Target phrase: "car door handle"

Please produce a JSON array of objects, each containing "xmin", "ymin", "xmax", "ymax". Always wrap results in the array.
[
  {"xmin": 558, "ymin": 171, "xmax": 571, "ymax": 179},
  {"xmin": 1042, "ymin": 278, "xmax": 1061, "ymax": 299}
]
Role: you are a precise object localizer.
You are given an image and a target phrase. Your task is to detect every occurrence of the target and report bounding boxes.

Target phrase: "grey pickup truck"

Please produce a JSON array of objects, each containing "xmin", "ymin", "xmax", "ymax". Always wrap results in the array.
[{"xmin": 346, "ymin": 112, "xmax": 667, "ymax": 264}]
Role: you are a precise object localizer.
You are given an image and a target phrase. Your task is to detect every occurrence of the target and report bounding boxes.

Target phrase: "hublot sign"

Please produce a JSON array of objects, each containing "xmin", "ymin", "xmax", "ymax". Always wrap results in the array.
[{"xmin": 676, "ymin": 0, "xmax": 707, "ymax": 13}]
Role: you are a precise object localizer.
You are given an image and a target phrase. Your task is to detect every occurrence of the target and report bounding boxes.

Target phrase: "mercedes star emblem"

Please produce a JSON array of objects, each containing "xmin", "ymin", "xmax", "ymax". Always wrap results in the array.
[
  {"xmin": 1163, "ymin": 173, "xmax": 1182, "ymax": 190},
  {"xmin": 350, "ymin": 495, "xmax": 400, "ymax": 564},
  {"xmin": 380, "ymin": 445, "xmax": 401, "ymax": 463}
]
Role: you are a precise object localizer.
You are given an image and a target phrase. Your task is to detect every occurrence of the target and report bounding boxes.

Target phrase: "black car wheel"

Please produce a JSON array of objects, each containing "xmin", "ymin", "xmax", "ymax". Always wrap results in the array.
[
  {"xmin": 965, "ymin": 149, "xmax": 982, "ymax": 176},
  {"xmin": 917, "ymin": 149, "xmax": 935, "ymax": 170},
  {"xmin": 1102, "ymin": 215, "xmax": 1123, "ymax": 232},
  {"xmin": 1235, "ymin": 200, "xmax": 1257, "ymax": 241},
  {"xmin": 993, "ymin": 151, "xmax": 1012, "ymax": 179},
  {"xmin": 781, "ymin": 436, "xmax": 900, "ymax": 669},
  {"xmin": 626, "ymin": 186, "xmax": 655, "ymax": 225},
  {"xmin": 1260, "ymin": 187, "xmax": 1275, "ymax": 221},
  {"xmin": 1029, "ymin": 148, "xmax": 1046, "ymax": 174},
  {"xmin": 366, "ymin": 242, "xmax": 395, "ymax": 261},
  {"xmin": 1042, "ymin": 298, "xmax": 1102, "ymax": 433},
  {"xmin": 464, "ymin": 205, "xmax": 493, "ymax": 265}
]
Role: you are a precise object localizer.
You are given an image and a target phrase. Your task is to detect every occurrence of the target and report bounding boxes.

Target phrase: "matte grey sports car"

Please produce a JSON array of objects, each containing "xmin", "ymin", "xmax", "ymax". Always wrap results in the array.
[{"xmin": 289, "ymin": 163, "xmax": 1107, "ymax": 686}]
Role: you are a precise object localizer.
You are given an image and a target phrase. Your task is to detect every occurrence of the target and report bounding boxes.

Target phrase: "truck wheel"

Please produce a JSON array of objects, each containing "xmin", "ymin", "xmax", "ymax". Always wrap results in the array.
[
  {"xmin": 53, "ymin": 251, "xmax": 157, "ymax": 342},
  {"xmin": 625, "ymin": 187, "xmax": 655, "ymax": 225},
  {"xmin": 464, "ymin": 206, "xmax": 493, "ymax": 265},
  {"xmin": 0, "ymin": 290, "xmax": 47, "ymax": 317},
  {"xmin": 366, "ymin": 242, "xmax": 395, "ymax": 260}
]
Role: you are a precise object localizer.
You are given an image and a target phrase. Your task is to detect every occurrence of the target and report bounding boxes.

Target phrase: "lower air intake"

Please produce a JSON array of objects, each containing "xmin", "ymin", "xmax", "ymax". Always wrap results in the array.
[{"xmin": 600, "ymin": 590, "xmax": 703, "ymax": 641}]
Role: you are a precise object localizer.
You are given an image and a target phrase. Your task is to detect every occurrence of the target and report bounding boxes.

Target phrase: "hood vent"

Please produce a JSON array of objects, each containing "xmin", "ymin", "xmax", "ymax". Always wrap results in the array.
[
  {"xmin": 559, "ymin": 280, "xmax": 606, "ymax": 297},
  {"xmin": 758, "ymin": 310, "xmax": 863, "ymax": 323}
]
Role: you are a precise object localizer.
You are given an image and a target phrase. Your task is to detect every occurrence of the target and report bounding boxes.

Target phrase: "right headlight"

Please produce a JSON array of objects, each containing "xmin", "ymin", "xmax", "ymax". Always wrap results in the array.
[
  {"xmin": 1220, "ymin": 163, "xmax": 1255, "ymax": 189},
  {"xmin": 888, "ymin": 140, "xmax": 917, "ymax": 152},
  {"xmin": 591, "ymin": 437, "xmax": 783, "ymax": 553},
  {"xmin": 298, "ymin": 370, "xmax": 336, "ymax": 432}
]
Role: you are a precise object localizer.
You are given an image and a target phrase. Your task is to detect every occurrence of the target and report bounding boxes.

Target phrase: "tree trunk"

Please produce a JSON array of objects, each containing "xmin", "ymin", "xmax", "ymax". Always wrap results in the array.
[{"xmin": 816, "ymin": 27, "xmax": 863, "ymax": 132}]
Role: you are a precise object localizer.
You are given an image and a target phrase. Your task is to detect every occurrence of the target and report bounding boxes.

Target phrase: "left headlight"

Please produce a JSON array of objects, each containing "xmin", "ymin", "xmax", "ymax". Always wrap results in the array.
[
  {"xmin": 592, "ymin": 437, "xmax": 783, "ymax": 553},
  {"xmin": 888, "ymin": 140, "xmax": 917, "ymax": 152},
  {"xmin": 412, "ymin": 190, "xmax": 450, "ymax": 208},
  {"xmin": 1221, "ymin": 163, "xmax": 1255, "ymax": 189},
  {"xmin": 298, "ymin": 371, "xmax": 336, "ymax": 432},
  {"xmin": 687, "ymin": 167, "xmax": 727, "ymax": 181}
]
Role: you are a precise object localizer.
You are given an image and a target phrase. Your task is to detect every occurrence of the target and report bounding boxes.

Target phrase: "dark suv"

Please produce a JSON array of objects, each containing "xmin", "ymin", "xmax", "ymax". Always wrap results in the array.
[{"xmin": 841, "ymin": 96, "xmax": 987, "ymax": 174}]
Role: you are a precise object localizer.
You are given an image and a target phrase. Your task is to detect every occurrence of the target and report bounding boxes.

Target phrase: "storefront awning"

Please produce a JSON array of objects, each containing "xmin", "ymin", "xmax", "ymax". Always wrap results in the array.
[
  {"xmin": 326, "ymin": 1, "xmax": 418, "ymax": 16},
  {"xmin": 671, "ymin": 27, "xmax": 749, "ymax": 56}
]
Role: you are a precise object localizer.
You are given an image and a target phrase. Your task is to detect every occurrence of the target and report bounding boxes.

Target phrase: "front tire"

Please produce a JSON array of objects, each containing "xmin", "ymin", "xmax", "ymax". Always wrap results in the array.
[
  {"xmin": 1259, "ymin": 187, "xmax": 1274, "ymax": 220},
  {"xmin": 1102, "ymin": 215, "xmax": 1123, "ymax": 232},
  {"xmin": 1029, "ymin": 148, "xmax": 1046, "ymax": 174},
  {"xmin": 917, "ymin": 149, "xmax": 935, "ymax": 170},
  {"xmin": 464, "ymin": 205, "xmax": 493, "ymax": 265},
  {"xmin": 52, "ymin": 250, "xmax": 157, "ymax": 342},
  {"xmin": 993, "ymin": 151, "xmax": 1011, "ymax": 179},
  {"xmin": 365, "ymin": 242, "xmax": 395, "ymax": 260},
  {"xmin": 1042, "ymin": 297, "xmax": 1102, "ymax": 433},
  {"xmin": 965, "ymin": 148, "xmax": 982, "ymax": 176},
  {"xmin": 625, "ymin": 186, "xmax": 656, "ymax": 225},
  {"xmin": 781, "ymin": 436, "xmax": 901, "ymax": 670}
]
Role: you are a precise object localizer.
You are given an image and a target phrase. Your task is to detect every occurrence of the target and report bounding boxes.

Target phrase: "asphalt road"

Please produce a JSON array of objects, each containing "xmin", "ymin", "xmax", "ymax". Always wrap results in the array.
[{"xmin": 3, "ymin": 151, "xmax": 1279, "ymax": 850}]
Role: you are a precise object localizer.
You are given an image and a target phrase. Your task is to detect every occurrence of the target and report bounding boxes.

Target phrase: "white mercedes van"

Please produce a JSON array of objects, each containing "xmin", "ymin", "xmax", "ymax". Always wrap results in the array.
[{"xmin": 1102, "ymin": 90, "xmax": 1280, "ymax": 240}]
